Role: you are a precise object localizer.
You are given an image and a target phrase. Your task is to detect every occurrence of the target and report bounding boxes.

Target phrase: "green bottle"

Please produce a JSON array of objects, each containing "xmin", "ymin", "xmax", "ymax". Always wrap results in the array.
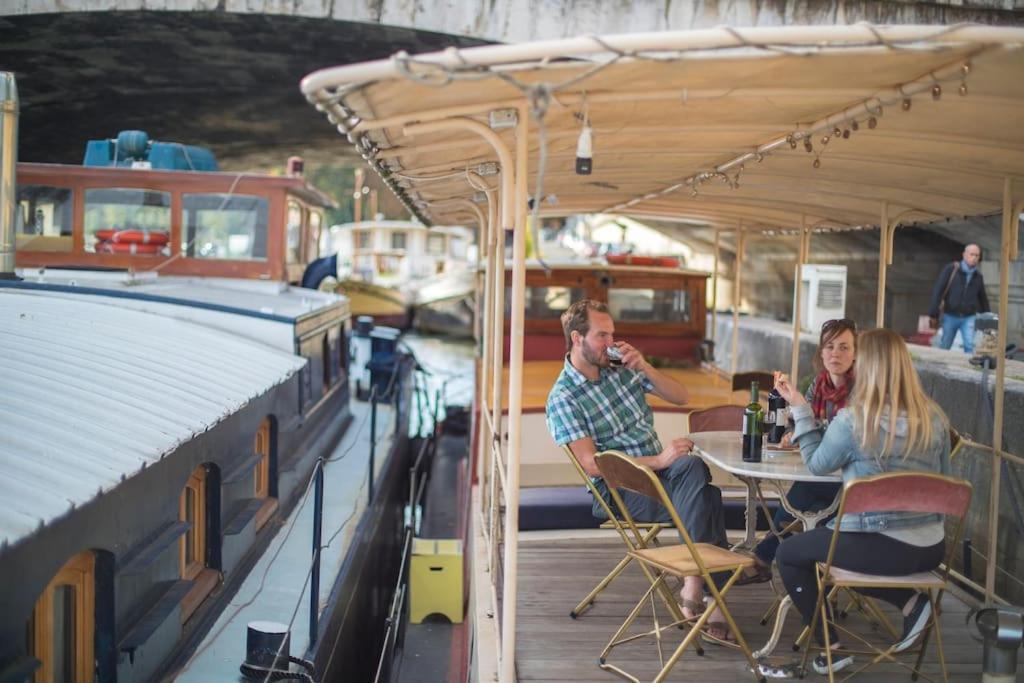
[{"xmin": 742, "ymin": 381, "xmax": 764, "ymax": 462}]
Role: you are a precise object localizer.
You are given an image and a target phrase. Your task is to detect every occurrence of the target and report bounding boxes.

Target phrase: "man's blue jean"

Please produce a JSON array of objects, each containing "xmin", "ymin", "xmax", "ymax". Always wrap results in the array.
[{"xmin": 939, "ymin": 313, "xmax": 976, "ymax": 353}]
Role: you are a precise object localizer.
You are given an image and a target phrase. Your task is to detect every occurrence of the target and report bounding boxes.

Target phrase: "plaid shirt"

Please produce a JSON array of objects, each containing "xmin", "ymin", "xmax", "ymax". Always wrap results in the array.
[{"xmin": 546, "ymin": 355, "xmax": 661, "ymax": 458}]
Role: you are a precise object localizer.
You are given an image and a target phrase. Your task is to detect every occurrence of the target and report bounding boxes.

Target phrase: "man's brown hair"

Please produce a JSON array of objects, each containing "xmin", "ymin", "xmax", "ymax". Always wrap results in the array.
[{"xmin": 560, "ymin": 299, "xmax": 610, "ymax": 350}]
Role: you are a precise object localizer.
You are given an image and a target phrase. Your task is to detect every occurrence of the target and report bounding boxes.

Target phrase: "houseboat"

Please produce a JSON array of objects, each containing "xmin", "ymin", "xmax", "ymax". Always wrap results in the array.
[
  {"xmin": 321, "ymin": 219, "xmax": 475, "ymax": 330},
  {"xmin": 302, "ymin": 24, "xmax": 1024, "ymax": 682},
  {"xmin": 0, "ymin": 118, "xmax": 419, "ymax": 680}
]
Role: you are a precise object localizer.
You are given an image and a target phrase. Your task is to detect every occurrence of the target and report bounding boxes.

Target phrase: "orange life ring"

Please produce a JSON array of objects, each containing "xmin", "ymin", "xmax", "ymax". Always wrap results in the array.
[
  {"xmin": 95, "ymin": 228, "xmax": 116, "ymax": 242},
  {"xmin": 111, "ymin": 229, "xmax": 170, "ymax": 245},
  {"xmin": 96, "ymin": 241, "xmax": 164, "ymax": 255}
]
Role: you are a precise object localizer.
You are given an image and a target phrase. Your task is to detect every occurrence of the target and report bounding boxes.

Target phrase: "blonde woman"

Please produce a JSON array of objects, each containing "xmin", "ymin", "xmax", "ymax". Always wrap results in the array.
[{"xmin": 768, "ymin": 329, "xmax": 951, "ymax": 677}]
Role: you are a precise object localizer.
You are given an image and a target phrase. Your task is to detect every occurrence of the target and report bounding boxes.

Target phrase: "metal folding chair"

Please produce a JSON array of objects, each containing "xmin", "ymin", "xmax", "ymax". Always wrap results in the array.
[
  {"xmin": 561, "ymin": 444, "xmax": 685, "ymax": 625},
  {"xmin": 595, "ymin": 449, "xmax": 763, "ymax": 683},
  {"xmin": 798, "ymin": 472, "xmax": 973, "ymax": 682}
]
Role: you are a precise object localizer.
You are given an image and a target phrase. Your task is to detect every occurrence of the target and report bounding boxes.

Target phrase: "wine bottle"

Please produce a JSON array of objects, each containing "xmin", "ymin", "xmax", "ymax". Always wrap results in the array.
[
  {"xmin": 766, "ymin": 387, "xmax": 789, "ymax": 444},
  {"xmin": 742, "ymin": 381, "xmax": 764, "ymax": 462}
]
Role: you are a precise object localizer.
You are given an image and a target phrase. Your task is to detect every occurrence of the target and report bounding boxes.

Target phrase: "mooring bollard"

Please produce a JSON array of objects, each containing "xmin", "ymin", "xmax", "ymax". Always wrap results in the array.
[{"xmin": 975, "ymin": 606, "xmax": 1024, "ymax": 683}]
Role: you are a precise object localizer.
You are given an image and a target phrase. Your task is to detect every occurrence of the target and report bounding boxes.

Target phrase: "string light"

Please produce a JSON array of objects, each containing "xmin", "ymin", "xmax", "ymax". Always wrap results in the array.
[
  {"xmin": 868, "ymin": 116, "xmax": 878, "ymax": 129},
  {"xmin": 787, "ymin": 135, "xmax": 798, "ymax": 149},
  {"xmin": 812, "ymin": 157, "xmax": 821, "ymax": 169},
  {"xmin": 851, "ymin": 120, "xmax": 859, "ymax": 131},
  {"xmin": 842, "ymin": 129, "xmax": 850, "ymax": 139},
  {"xmin": 932, "ymin": 84, "xmax": 942, "ymax": 100},
  {"xmin": 959, "ymin": 82, "xmax": 968, "ymax": 96},
  {"xmin": 804, "ymin": 138, "xmax": 813, "ymax": 153},
  {"xmin": 902, "ymin": 98, "xmax": 912, "ymax": 111}
]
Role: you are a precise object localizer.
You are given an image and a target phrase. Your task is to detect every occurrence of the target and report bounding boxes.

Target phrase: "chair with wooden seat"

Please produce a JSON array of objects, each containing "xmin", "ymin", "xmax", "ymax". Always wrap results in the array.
[
  {"xmin": 797, "ymin": 472, "xmax": 973, "ymax": 682},
  {"xmin": 732, "ymin": 371, "xmax": 775, "ymax": 394},
  {"xmin": 595, "ymin": 449, "xmax": 763, "ymax": 682},
  {"xmin": 686, "ymin": 404, "xmax": 745, "ymax": 434},
  {"xmin": 560, "ymin": 444, "xmax": 684, "ymax": 624}
]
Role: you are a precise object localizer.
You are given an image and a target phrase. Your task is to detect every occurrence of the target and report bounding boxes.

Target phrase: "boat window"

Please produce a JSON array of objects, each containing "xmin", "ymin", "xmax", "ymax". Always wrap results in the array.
[
  {"xmin": 378, "ymin": 254, "xmax": 402, "ymax": 276},
  {"xmin": 16, "ymin": 185, "xmax": 73, "ymax": 252},
  {"xmin": 286, "ymin": 201, "xmax": 302, "ymax": 263},
  {"xmin": 391, "ymin": 231, "xmax": 407, "ymax": 250},
  {"xmin": 30, "ymin": 551, "xmax": 94, "ymax": 683},
  {"xmin": 608, "ymin": 288, "xmax": 691, "ymax": 323},
  {"xmin": 427, "ymin": 233, "xmax": 445, "ymax": 255},
  {"xmin": 254, "ymin": 418, "xmax": 271, "ymax": 502},
  {"xmin": 505, "ymin": 285, "xmax": 585, "ymax": 319},
  {"xmin": 84, "ymin": 188, "xmax": 171, "ymax": 255},
  {"xmin": 179, "ymin": 466, "xmax": 207, "ymax": 581},
  {"xmin": 354, "ymin": 229, "xmax": 371, "ymax": 250},
  {"xmin": 182, "ymin": 193, "xmax": 268, "ymax": 261},
  {"xmin": 308, "ymin": 210, "xmax": 323, "ymax": 261}
]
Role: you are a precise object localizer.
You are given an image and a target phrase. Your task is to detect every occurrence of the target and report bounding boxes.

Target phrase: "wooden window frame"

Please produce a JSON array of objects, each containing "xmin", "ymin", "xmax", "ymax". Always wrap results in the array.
[
  {"xmin": 31, "ymin": 552, "xmax": 95, "ymax": 683},
  {"xmin": 254, "ymin": 419, "xmax": 271, "ymax": 500},
  {"xmin": 179, "ymin": 466, "xmax": 207, "ymax": 581}
]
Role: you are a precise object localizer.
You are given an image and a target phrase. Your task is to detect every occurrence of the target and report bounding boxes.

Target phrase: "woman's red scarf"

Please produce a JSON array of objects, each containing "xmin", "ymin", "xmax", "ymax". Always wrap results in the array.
[{"xmin": 811, "ymin": 369, "xmax": 854, "ymax": 421}]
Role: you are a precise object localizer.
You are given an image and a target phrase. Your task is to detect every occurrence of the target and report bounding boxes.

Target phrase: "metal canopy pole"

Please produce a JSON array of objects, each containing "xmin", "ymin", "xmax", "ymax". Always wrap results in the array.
[
  {"xmin": 791, "ymin": 215, "xmax": 810, "ymax": 382},
  {"xmin": 711, "ymin": 228, "xmax": 720, "ymax": 345},
  {"xmin": 500, "ymin": 106, "xmax": 529, "ymax": 683},
  {"xmin": 876, "ymin": 202, "xmax": 890, "ymax": 329},
  {"xmin": 731, "ymin": 222, "xmax": 744, "ymax": 375},
  {"xmin": 986, "ymin": 179, "xmax": 1018, "ymax": 601}
]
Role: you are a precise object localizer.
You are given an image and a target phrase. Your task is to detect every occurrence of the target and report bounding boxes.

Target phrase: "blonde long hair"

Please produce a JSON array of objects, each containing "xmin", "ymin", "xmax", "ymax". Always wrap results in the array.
[{"xmin": 849, "ymin": 329, "xmax": 947, "ymax": 457}]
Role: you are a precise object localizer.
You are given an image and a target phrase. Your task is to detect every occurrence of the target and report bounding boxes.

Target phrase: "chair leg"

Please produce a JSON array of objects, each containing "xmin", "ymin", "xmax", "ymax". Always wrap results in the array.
[
  {"xmin": 911, "ymin": 590, "xmax": 946, "ymax": 683},
  {"xmin": 821, "ymin": 593, "xmax": 836, "ymax": 683},
  {"xmin": 571, "ymin": 552, "xmax": 633, "ymax": 618},
  {"xmin": 799, "ymin": 577, "xmax": 829, "ymax": 677},
  {"xmin": 701, "ymin": 569, "xmax": 764, "ymax": 682},
  {"xmin": 600, "ymin": 571, "xmax": 664, "ymax": 662},
  {"xmin": 653, "ymin": 600, "xmax": 719, "ymax": 683}
]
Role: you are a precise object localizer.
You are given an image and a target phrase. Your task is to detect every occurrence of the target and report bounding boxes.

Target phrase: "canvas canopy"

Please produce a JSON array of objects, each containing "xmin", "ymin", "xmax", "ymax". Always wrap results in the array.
[{"xmin": 302, "ymin": 24, "xmax": 1024, "ymax": 233}]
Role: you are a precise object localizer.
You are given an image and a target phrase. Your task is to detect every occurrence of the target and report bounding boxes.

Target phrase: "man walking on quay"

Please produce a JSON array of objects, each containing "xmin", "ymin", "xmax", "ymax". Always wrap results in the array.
[{"xmin": 928, "ymin": 243, "xmax": 989, "ymax": 353}]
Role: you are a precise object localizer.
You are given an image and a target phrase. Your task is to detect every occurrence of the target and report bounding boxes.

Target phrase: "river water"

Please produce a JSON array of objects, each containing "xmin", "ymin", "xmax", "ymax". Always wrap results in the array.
[{"xmin": 400, "ymin": 333, "xmax": 476, "ymax": 435}]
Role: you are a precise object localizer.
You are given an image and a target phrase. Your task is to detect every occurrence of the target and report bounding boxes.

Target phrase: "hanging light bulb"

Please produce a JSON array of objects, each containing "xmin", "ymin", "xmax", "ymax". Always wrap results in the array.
[
  {"xmin": 788, "ymin": 135, "xmax": 798, "ymax": 149},
  {"xmin": 932, "ymin": 84, "xmax": 942, "ymax": 100},
  {"xmin": 821, "ymin": 135, "xmax": 830, "ymax": 145},
  {"xmin": 842, "ymin": 129, "xmax": 851, "ymax": 139},
  {"xmin": 959, "ymin": 82, "xmax": 968, "ymax": 96},
  {"xmin": 833, "ymin": 126, "xmax": 842, "ymax": 137},
  {"xmin": 851, "ymin": 120, "xmax": 859, "ymax": 131},
  {"xmin": 901, "ymin": 98, "xmax": 912, "ymax": 111},
  {"xmin": 813, "ymin": 158, "xmax": 821, "ymax": 169},
  {"xmin": 868, "ymin": 116, "xmax": 877, "ymax": 129},
  {"xmin": 804, "ymin": 138, "xmax": 813, "ymax": 153}
]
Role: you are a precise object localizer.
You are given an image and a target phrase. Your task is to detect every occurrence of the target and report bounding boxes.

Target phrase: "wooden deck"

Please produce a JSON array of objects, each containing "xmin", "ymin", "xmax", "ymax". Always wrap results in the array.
[{"xmin": 514, "ymin": 535, "xmax": 984, "ymax": 682}]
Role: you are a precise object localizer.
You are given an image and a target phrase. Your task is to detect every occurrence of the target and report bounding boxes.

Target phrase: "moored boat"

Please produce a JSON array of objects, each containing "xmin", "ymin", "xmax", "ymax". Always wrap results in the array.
[{"xmin": 301, "ymin": 24, "xmax": 1024, "ymax": 682}]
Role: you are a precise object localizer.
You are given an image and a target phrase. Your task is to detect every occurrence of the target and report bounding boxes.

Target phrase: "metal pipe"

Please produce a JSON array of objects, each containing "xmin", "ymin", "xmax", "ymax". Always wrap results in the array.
[
  {"xmin": 731, "ymin": 223, "xmax": 744, "ymax": 375},
  {"xmin": 790, "ymin": 216, "xmax": 810, "ymax": 381},
  {"xmin": 310, "ymin": 460, "xmax": 324, "ymax": 646},
  {"xmin": 369, "ymin": 388, "xmax": 378, "ymax": 501},
  {"xmin": 1, "ymin": 72, "xmax": 19, "ymax": 279},
  {"xmin": 986, "ymin": 178, "xmax": 1015, "ymax": 601},
  {"xmin": 875, "ymin": 202, "xmax": 890, "ymax": 328},
  {"xmin": 711, "ymin": 229, "xmax": 719, "ymax": 344},
  {"xmin": 499, "ymin": 105, "xmax": 529, "ymax": 683}
]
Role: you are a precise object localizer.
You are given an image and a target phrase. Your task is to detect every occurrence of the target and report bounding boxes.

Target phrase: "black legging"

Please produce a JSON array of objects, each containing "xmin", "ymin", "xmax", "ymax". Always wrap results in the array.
[{"xmin": 775, "ymin": 527, "xmax": 944, "ymax": 644}]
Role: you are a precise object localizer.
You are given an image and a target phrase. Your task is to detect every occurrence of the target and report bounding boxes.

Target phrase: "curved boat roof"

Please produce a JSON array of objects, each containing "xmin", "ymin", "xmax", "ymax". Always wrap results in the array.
[
  {"xmin": 301, "ymin": 24, "xmax": 1024, "ymax": 231},
  {"xmin": 0, "ymin": 290, "xmax": 307, "ymax": 550}
]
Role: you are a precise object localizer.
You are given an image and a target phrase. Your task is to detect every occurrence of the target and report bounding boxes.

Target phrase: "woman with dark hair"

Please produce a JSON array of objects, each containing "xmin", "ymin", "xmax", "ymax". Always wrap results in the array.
[{"xmin": 738, "ymin": 318, "xmax": 855, "ymax": 584}]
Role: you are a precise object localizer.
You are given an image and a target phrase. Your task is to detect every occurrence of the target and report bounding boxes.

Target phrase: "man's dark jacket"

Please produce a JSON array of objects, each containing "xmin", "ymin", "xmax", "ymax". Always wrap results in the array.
[{"xmin": 928, "ymin": 261, "xmax": 990, "ymax": 318}]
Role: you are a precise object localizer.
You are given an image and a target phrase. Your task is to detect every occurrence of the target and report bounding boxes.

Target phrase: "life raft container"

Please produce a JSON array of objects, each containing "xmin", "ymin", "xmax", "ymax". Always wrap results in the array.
[
  {"xmin": 94, "ymin": 228, "xmax": 170, "ymax": 245},
  {"xmin": 605, "ymin": 254, "xmax": 679, "ymax": 268},
  {"xmin": 96, "ymin": 241, "xmax": 164, "ymax": 255}
]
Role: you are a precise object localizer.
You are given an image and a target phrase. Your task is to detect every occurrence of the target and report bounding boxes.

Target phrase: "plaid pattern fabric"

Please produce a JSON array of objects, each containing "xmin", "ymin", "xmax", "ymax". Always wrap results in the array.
[{"xmin": 546, "ymin": 355, "xmax": 661, "ymax": 458}]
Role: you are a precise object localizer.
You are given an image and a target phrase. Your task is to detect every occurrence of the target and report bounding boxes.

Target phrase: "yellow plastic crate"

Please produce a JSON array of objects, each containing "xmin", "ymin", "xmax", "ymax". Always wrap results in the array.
[{"xmin": 409, "ymin": 538, "xmax": 464, "ymax": 624}]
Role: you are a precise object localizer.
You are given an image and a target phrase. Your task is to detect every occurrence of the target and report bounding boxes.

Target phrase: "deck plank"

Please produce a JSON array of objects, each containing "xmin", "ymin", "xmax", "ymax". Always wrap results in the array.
[{"xmin": 515, "ymin": 537, "xmax": 984, "ymax": 681}]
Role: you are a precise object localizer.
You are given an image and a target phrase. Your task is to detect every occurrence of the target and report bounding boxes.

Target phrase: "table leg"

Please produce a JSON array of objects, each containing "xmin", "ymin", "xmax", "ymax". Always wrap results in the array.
[
  {"xmin": 731, "ymin": 475, "xmax": 758, "ymax": 550},
  {"xmin": 754, "ymin": 595, "xmax": 794, "ymax": 659}
]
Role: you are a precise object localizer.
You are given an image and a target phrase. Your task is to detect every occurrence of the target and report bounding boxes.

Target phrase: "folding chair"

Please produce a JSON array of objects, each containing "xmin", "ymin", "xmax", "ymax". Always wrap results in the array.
[
  {"xmin": 686, "ymin": 404, "xmax": 745, "ymax": 433},
  {"xmin": 798, "ymin": 472, "xmax": 973, "ymax": 682},
  {"xmin": 595, "ymin": 449, "xmax": 763, "ymax": 682},
  {"xmin": 561, "ymin": 445, "xmax": 685, "ymax": 624},
  {"xmin": 948, "ymin": 427, "xmax": 963, "ymax": 460}
]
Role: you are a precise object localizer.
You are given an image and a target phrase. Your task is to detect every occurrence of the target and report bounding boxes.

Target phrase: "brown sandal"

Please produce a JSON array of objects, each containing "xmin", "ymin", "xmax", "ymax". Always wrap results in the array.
[{"xmin": 735, "ymin": 562, "xmax": 773, "ymax": 586}]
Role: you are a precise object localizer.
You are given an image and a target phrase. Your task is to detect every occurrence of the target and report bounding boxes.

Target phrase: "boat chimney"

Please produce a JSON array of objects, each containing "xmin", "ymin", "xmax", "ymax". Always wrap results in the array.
[{"xmin": 0, "ymin": 71, "xmax": 19, "ymax": 279}]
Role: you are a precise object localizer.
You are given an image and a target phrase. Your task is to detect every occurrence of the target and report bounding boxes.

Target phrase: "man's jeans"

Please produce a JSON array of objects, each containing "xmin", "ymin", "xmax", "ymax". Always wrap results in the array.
[{"xmin": 939, "ymin": 313, "xmax": 976, "ymax": 353}]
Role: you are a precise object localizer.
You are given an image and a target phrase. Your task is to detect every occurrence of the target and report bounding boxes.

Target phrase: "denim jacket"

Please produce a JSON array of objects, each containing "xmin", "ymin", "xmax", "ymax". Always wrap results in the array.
[{"xmin": 791, "ymin": 404, "xmax": 950, "ymax": 533}]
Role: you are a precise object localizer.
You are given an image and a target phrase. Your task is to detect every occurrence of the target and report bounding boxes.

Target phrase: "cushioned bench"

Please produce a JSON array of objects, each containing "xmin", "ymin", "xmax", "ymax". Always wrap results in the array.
[{"xmin": 519, "ymin": 486, "xmax": 780, "ymax": 532}]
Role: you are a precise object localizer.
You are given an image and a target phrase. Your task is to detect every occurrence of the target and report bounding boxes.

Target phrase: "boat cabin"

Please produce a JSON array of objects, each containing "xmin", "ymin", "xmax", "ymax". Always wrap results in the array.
[
  {"xmin": 14, "ymin": 161, "xmax": 335, "ymax": 284},
  {"xmin": 505, "ymin": 260, "xmax": 708, "ymax": 363}
]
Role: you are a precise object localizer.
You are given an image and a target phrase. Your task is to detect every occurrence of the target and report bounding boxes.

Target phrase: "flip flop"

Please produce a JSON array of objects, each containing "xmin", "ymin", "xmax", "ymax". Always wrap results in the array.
[{"xmin": 700, "ymin": 621, "xmax": 739, "ymax": 648}]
